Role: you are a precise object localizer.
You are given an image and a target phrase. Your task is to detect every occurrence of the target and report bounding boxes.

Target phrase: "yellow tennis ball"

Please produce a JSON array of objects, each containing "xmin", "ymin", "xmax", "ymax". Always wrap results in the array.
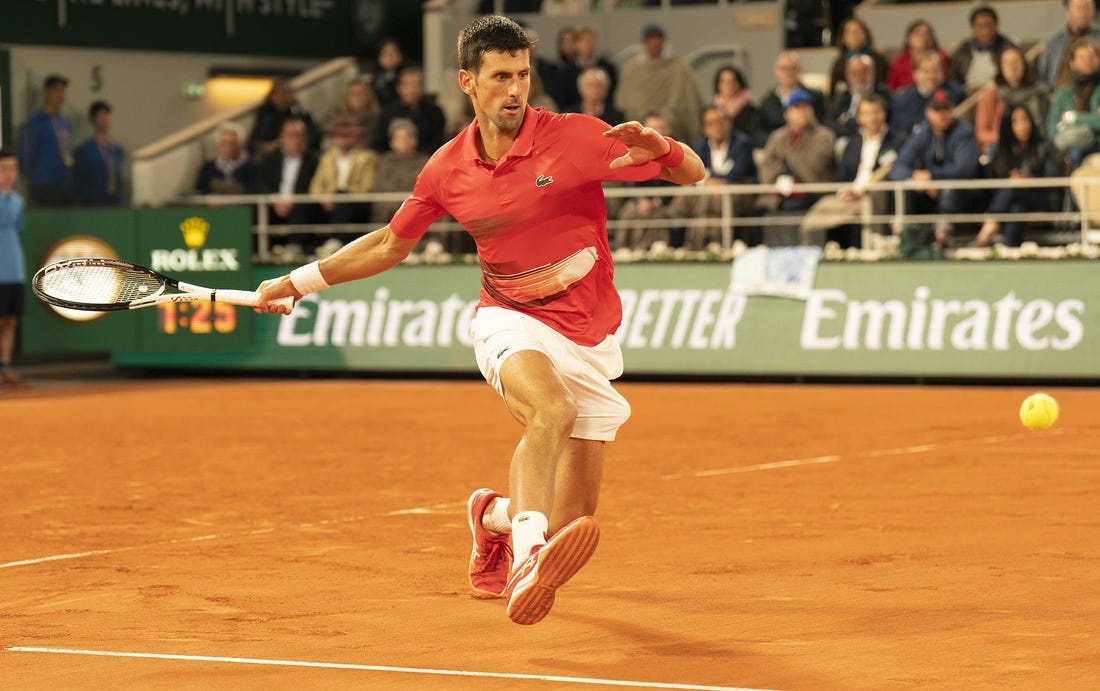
[{"xmin": 1020, "ymin": 393, "xmax": 1059, "ymax": 430}]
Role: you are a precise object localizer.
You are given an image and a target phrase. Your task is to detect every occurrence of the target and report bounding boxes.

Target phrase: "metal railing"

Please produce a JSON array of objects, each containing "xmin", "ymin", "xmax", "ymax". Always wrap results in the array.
[{"xmin": 174, "ymin": 174, "xmax": 1100, "ymax": 263}]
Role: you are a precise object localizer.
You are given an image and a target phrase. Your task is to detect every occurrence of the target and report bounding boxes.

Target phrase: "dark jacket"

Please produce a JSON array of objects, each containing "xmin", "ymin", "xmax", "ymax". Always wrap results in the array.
[
  {"xmin": 950, "ymin": 34, "xmax": 1018, "ymax": 88},
  {"xmin": 695, "ymin": 130, "xmax": 757, "ymax": 183},
  {"xmin": 889, "ymin": 81, "xmax": 966, "ymax": 137},
  {"xmin": 826, "ymin": 83, "xmax": 894, "ymax": 138},
  {"xmin": 373, "ymin": 97, "xmax": 447, "ymax": 154},
  {"xmin": 836, "ymin": 127, "xmax": 907, "ymax": 182},
  {"xmin": 888, "ymin": 118, "xmax": 980, "ymax": 182},
  {"xmin": 756, "ymin": 84, "xmax": 827, "ymax": 146}
]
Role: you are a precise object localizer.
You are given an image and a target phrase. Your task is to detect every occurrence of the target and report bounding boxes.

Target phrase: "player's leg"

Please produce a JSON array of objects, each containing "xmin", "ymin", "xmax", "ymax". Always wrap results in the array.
[{"xmin": 548, "ymin": 438, "xmax": 604, "ymax": 535}]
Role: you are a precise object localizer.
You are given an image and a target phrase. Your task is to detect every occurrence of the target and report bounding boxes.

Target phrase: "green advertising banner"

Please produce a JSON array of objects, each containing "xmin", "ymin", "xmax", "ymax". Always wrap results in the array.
[
  {"xmin": 112, "ymin": 259, "xmax": 1100, "ymax": 379},
  {"xmin": 21, "ymin": 206, "xmax": 254, "ymax": 353}
]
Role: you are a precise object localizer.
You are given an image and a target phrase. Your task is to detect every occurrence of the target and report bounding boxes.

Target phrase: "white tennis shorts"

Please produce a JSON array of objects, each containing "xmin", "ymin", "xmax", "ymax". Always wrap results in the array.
[{"xmin": 471, "ymin": 306, "xmax": 631, "ymax": 442}]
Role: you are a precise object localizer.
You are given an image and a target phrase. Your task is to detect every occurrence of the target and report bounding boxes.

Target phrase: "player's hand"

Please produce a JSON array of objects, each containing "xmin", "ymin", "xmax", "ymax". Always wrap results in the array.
[
  {"xmin": 254, "ymin": 275, "xmax": 300, "ymax": 315},
  {"xmin": 604, "ymin": 121, "xmax": 671, "ymax": 170}
]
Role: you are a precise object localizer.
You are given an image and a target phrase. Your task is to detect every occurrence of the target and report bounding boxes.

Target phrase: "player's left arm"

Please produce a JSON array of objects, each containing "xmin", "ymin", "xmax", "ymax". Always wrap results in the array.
[{"xmin": 603, "ymin": 121, "xmax": 705, "ymax": 185}]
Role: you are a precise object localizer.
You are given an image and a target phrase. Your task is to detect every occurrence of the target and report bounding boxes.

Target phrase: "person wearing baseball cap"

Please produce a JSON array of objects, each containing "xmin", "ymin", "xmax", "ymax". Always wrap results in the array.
[
  {"xmin": 888, "ymin": 85, "xmax": 980, "ymax": 249},
  {"xmin": 16, "ymin": 73, "xmax": 76, "ymax": 207}
]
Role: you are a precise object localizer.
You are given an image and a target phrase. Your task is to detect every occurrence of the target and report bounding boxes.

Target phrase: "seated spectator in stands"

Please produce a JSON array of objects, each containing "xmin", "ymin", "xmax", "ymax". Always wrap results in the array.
[
  {"xmin": 667, "ymin": 105, "xmax": 757, "ymax": 249},
  {"xmin": 310, "ymin": 116, "xmax": 377, "ymax": 227},
  {"xmin": 890, "ymin": 52, "xmax": 965, "ymax": 137},
  {"xmin": 1047, "ymin": 38, "xmax": 1100, "ymax": 169},
  {"xmin": 519, "ymin": 24, "xmax": 568, "ymax": 113},
  {"xmin": 711, "ymin": 65, "xmax": 762, "ymax": 146},
  {"xmin": 888, "ymin": 90, "xmax": 980, "ymax": 248},
  {"xmin": 612, "ymin": 112, "xmax": 678, "ymax": 251},
  {"xmin": 887, "ymin": 20, "xmax": 951, "ymax": 92},
  {"xmin": 73, "ymin": 100, "xmax": 124, "ymax": 207},
  {"xmin": 372, "ymin": 38, "xmax": 406, "ymax": 107},
  {"xmin": 373, "ymin": 66, "xmax": 446, "ymax": 155},
  {"xmin": 976, "ymin": 106, "xmax": 1059, "ymax": 247},
  {"xmin": 616, "ymin": 24, "xmax": 704, "ymax": 142},
  {"xmin": 950, "ymin": 5, "xmax": 1017, "ymax": 94},
  {"xmin": 258, "ymin": 118, "xmax": 321, "ymax": 246},
  {"xmin": 804, "ymin": 94, "xmax": 904, "ymax": 248},
  {"xmin": 370, "ymin": 119, "xmax": 430, "ymax": 225},
  {"xmin": 756, "ymin": 90, "xmax": 836, "ymax": 246},
  {"xmin": 826, "ymin": 54, "xmax": 893, "ymax": 139},
  {"xmin": 974, "ymin": 46, "xmax": 1049, "ymax": 157},
  {"xmin": 541, "ymin": 0, "xmax": 589, "ymax": 13},
  {"xmin": 196, "ymin": 122, "xmax": 258, "ymax": 196},
  {"xmin": 17, "ymin": 74, "xmax": 75, "ymax": 208},
  {"xmin": 827, "ymin": 17, "xmax": 889, "ymax": 99},
  {"xmin": 1036, "ymin": 0, "xmax": 1100, "ymax": 91},
  {"xmin": 756, "ymin": 51, "xmax": 827, "ymax": 148},
  {"xmin": 326, "ymin": 78, "xmax": 380, "ymax": 152},
  {"xmin": 247, "ymin": 79, "xmax": 322, "ymax": 158},
  {"xmin": 564, "ymin": 67, "xmax": 624, "ymax": 123},
  {"xmin": 560, "ymin": 25, "xmax": 618, "ymax": 112}
]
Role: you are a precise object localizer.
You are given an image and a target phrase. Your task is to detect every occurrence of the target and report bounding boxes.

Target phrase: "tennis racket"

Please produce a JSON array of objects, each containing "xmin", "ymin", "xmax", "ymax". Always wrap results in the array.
[{"xmin": 32, "ymin": 258, "xmax": 294, "ymax": 312}]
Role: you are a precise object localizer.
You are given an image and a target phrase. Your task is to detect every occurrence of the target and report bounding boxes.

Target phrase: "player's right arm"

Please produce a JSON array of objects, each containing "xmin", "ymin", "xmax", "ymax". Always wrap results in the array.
[{"xmin": 254, "ymin": 224, "xmax": 418, "ymax": 314}]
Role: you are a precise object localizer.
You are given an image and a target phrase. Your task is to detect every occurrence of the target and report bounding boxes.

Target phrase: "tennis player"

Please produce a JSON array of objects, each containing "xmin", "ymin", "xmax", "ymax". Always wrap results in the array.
[{"xmin": 255, "ymin": 15, "xmax": 704, "ymax": 625}]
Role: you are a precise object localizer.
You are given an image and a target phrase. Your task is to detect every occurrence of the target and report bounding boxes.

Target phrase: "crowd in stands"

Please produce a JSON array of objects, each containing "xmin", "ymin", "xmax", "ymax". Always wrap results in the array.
[{"xmin": 16, "ymin": 1, "xmax": 1100, "ymax": 256}]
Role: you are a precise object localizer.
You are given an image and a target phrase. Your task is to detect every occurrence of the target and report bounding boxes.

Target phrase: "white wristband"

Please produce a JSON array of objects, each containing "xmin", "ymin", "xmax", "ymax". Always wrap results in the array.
[{"xmin": 289, "ymin": 261, "xmax": 331, "ymax": 295}]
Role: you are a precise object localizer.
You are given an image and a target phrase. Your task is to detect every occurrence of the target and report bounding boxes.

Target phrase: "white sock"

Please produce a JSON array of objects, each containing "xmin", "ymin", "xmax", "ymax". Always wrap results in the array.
[
  {"xmin": 482, "ymin": 497, "xmax": 511, "ymax": 535},
  {"xmin": 511, "ymin": 510, "xmax": 548, "ymax": 570}
]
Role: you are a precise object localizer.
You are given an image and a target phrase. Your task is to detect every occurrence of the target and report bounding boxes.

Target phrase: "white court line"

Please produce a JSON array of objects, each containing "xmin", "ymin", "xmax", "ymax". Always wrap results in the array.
[
  {"xmin": 4, "ymin": 647, "xmax": 769, "ymax": 691},
  {"xmin": 662, "ymin": 431, "xmax": 1051, "ymax": 481}
]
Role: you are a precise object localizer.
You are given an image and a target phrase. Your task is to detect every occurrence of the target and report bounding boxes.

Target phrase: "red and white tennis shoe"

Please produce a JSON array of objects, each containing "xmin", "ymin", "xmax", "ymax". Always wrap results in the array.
[
  {"xmin": 504, "ymin": 515, "xmax": 600, "ymax": 625},
  {"xmin": 467, "ymin": 488, "xmax": 511, "ymax": 599}
]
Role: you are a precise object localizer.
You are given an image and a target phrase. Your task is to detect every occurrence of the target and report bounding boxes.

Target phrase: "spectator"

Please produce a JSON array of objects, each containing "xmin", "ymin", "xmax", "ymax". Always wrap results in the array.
[
  {"xmin": 326, "ymin": 78, "xmax": 380, "ymax": 151},
  {"xmin": 886, "ymin": 20, "xmax": 951, "ymax": 92},
  {"xmin": 826, "ymin": 54, "xmax": 893, "ymax": 139},
  {"xmin": 565, "ymin": 67, "xmax": 624, "ymax": 123},
  {"xmin": 73, "ymin": 100, "xmax": 125, "ymax": 207},
  {"xmin": 556, "ymin": 25, "xmax": 578, "ymax": 68},
  {"xmin": 310, "ymin": 116, "xmax": 377, "ymax": 226},
  {"xmin": 372, "ymin": 38, "xmax": 406, "ymax": 107},
  {"xmin": 370, "ymin": 118, "xmax": 430, "ymax": 225},
  {"xmin": 756, "ymin": 51, "xmax": 827, "ymax": 147},
  {"xmin": 1047, "ymin": 38, "xmax": 1100, "ymax": 169},
  {"xmin": 949, "ymin": 5, "xmax": 1018, "ymax": 94},
  {"xmin": 195, "ymin": 122, "xmax": 259, "ymax": 196},
  {"xmin": 890, "ymin": 52, "xmax": 965, "ymax": 138},
  {"xmin": 974, "ymin": 46, "xmax": 1049, "ymax": 157},
  {"xmin": 560, "ymin": 25, "xmax": 618, "ymax": 112},
  {"xmin": 756, "ymin": 89, "xmax": 836, "ymax": 246},
  {"xmin": 668, "ymin": 105, "xmax": 757, "ymax": 249},
  {"xmin": 541, "ymin": 0, "xmax": 589, "ymax": 13},
  {"xmin": 711, "ymin": 65, "xmax": 761, "ymax": 145},
  {"xmin": 976, "ymin": 105, "xmax": 1059, "ymax": 247},
  {"xmin": 804, "ymin": 94, "xmax": 905, "ymax": 247},
  {"xmin": 521, "ymin": 24, "xmax": 569, "ymax": 112},
  {"xmin": 616, "ymin": 24, "xmax": 704, "ymax": 142},
  {"xmin": 373, "ymin": 66, "xmax": 446, "ymax": 155},
  {"xmin": 0, "ymin": 148, "xmax": 25, "ymax": 387},
  {"xmin": 612, "ymin": 112, "xmax": 678, "ymax": 251},
  {"xmin": 16, "ymin": 74, "xmax": 75, "ymax": 208},
  {"xmin": 785, "ymin": 0, "xmax": 827, "ymax": 48},
  {"xmin": 827, "ymin": 17, "xmax": 889, "ymax": 99},
  {"xmin": 247, "ymin": 79, "xmax": 323, "ymax": 158},
  {"xmin": 258, "ymin": 118, "xmax": 321, "ymax": 247},
  {"xmin": 1036, "ymin": 0, "xmax": 1100, "ymax": 91},
  {"xmin": 888, "ymin": 89, "xmax": 980, "ymax": 248}
]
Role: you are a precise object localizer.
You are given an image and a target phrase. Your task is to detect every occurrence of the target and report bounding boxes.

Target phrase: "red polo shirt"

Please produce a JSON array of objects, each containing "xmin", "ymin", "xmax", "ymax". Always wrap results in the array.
[{"xmin": 390, "ymin": 106, "xmax": 662, "ymax": 346}]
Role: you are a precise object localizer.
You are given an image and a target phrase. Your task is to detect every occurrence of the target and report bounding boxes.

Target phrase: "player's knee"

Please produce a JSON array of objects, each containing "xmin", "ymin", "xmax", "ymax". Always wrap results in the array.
[{"xmin": 532, "ymin": 393, "xmax": 579, "ymax": 436}]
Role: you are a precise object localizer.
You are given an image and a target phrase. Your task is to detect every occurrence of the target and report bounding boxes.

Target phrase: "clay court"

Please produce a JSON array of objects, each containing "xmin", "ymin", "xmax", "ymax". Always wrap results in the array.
[{"xmin": 2, "ymin": 375, "xmax": 1099, "ymax": 689}]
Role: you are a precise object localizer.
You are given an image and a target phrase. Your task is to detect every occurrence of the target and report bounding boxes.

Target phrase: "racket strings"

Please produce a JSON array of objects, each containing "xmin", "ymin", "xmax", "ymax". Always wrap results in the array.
[{"xmin": 36, "ymin": 265, "xmax": 163, "ymax": 305}]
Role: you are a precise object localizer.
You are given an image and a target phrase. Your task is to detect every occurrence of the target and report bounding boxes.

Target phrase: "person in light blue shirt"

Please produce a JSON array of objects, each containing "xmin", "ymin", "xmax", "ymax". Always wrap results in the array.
[{"xmin": 0, "ymin": 148, "xmax": 27, "ymax": 385}]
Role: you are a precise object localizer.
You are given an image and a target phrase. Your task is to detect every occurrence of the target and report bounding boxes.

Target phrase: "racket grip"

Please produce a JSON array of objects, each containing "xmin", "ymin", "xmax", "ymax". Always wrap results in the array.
[{"xmin": 215, "ymin": 289, "xmax": 295, "ymax": 310}]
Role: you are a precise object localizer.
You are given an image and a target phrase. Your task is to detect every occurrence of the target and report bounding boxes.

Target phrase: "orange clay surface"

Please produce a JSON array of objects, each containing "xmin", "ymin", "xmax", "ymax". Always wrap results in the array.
[{"xmin": 2, "ymin": 376, "xmax": 1099, "ymax": 690}]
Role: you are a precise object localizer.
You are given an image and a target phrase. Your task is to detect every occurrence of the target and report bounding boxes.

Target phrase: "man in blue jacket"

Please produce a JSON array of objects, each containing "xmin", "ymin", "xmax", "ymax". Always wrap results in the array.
[
  {"xmin": 888, "ymin": 89, "xmax": 979, "ymax": 248},
  {"xmin": 17, "ymin": 75, "xmax": 75, "ymax": 207}
]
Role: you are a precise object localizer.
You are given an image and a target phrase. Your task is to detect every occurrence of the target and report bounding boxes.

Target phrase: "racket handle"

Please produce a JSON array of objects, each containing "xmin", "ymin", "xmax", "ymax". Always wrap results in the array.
[{"xmin": 214, "ymin": 289, "xmax": 295, "ymax": 310}]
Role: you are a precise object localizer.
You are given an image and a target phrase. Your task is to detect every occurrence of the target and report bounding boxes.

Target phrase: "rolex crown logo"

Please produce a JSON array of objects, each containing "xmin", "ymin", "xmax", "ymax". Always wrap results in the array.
[{"xmin": 179, "ymin": 217, "xmax": 210, "ymax": 249}]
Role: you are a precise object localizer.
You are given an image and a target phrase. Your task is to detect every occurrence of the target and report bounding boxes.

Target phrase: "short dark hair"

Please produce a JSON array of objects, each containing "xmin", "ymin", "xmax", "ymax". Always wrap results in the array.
[
  {"xmin": 859, "ymin": 93, "xmax": 889, "ymax": 112},
  {"xmin": 0, "ymin": 147, "xmax": 15, "ymax": 162},
  {"xmin": 43, "ymin": 74, "xmax": 68, "ymax": 90},
  {"xmin": 88, "ymin": 100, "xmax": 112, "ymax": 120},
  {"xmin": 969, "ymin": 5, "xmax": 998, "ymax": 25},
  {"xmin": 457, "ymin": 15, "xmax": 532, "ymax": 72}
]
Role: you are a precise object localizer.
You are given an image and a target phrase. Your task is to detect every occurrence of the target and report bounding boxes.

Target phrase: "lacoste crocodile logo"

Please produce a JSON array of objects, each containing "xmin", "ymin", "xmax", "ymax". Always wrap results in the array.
[{"xmin": 535, "ymin": 175, "xmax": 554, "ymax": 188}]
